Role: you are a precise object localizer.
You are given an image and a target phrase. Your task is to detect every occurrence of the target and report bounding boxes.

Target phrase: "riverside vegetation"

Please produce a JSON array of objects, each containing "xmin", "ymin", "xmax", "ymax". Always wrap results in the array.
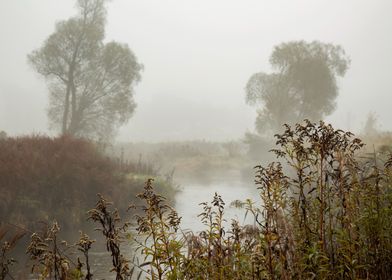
[
  {"xmin": 0, "ymin": 135, "xmax": 177, "ymax": 234},
  {"xmin": 2, "ymin": 120, "xmax": 392, "ymax": 279}
]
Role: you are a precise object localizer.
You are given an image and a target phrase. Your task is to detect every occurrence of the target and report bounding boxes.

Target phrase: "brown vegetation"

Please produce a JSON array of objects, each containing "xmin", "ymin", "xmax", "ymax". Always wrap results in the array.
[
  {"xmin": 131, "ymin": 120, "xmax": 392, "ymax": 279},
  {"xmin": 3, "ymin": 121, "xmax": 392, "ymax": 279},
  {"xmin": 0, "ymin": 135, "xmax": 161, "ymax": 233}
]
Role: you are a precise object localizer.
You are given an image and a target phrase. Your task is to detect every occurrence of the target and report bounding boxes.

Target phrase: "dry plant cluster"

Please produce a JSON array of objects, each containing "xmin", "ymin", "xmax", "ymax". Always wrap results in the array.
[{"xmin": 2, "ymin": 120, "xmax": 392, "ymax": 279}]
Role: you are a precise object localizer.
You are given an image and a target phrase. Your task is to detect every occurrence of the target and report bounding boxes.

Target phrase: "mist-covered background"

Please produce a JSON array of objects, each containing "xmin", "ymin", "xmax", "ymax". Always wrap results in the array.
[
  {"xmin": 1, "ymin": 0, "xmax": 392, "ymax": 141},
  {"xmin": 3, "ymin": 2, "xmax": 392, "ymax": 279}
]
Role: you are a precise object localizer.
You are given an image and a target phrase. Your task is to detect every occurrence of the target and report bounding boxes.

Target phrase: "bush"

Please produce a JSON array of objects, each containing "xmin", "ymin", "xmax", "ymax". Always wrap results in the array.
[{"xmin": 0, "ymin": 135, "xmax": 129, "ymax": 232}]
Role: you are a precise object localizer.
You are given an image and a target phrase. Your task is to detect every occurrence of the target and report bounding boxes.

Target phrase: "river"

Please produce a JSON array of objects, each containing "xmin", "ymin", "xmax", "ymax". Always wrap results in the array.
[
  {"xmin": 175, "ymin": 180, "xmax": 260, "ymax": 232},
  {"xmin": 87, "ymin": 179, "xmax": 261, "ymax": 279}
]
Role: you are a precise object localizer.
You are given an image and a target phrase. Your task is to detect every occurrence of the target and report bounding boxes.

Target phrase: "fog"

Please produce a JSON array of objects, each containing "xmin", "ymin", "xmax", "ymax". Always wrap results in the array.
[
  {"xmin": 3, "ymin": 3, "xmax": 392, "ymax": 278},
  {"xmin": 1, "ymin": 0, "xmax": 392, "ymax": 142}
]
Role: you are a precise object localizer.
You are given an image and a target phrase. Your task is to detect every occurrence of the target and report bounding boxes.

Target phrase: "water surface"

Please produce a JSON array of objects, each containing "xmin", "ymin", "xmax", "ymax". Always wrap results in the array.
[{"xmin": 175, "ymin": 180, "xmax": 260, "ymax": 232}]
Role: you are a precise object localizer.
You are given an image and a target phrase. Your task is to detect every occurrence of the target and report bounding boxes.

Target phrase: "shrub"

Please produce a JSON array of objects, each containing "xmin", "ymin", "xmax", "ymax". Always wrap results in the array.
[{"xmin": 0, "ymin": 135, "xmax": 128, "ymax": 233}]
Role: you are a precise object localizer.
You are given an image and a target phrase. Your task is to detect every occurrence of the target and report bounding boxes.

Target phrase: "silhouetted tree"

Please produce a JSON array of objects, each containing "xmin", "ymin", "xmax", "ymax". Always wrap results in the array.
[
  {"xmin": 28, "ymin": 0, "xmax": 142, "ymax": 141},
  {"xmin": 0, "ymin": 131, "xmax": 6, "ymax": 139},
  {"xmin": 246, "ymin": 41, "xmax": 349, "ymax": 135},
  {"xmin": 362, "ymin": 112, "xmax": 379, "ymax": 136}
]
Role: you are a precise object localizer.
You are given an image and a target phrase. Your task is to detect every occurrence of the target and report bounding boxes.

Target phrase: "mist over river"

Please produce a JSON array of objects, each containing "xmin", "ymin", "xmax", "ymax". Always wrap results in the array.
[{"xmin": 175, "ymin": 179, "xmax": 260, "ymax": 232}]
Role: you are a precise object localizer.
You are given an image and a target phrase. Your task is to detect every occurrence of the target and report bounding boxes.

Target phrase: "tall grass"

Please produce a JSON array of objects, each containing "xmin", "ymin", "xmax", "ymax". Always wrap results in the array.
[
  {"xmin": 131, "ymin": 120, "xmax": 392, "ymax": 279},
  {"xmin": 4, "ymin": 120, "xmax": 392, "ymax": 279}
]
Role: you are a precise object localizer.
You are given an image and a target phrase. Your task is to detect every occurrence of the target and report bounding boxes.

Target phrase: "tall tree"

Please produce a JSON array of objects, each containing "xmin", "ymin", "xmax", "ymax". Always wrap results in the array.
[
  {"xmin": 28, "ymin": 0, "xmax": 142, "ymax": 140},
  {"xmin": 246, "ymin": 41, "xmax": 349, "ymax": 135}
]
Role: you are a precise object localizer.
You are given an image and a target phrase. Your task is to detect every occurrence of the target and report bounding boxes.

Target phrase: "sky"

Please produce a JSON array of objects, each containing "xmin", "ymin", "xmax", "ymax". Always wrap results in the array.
[{"xmin": 0, "ymin": 0, "xmax": 391, "ymax": 142}]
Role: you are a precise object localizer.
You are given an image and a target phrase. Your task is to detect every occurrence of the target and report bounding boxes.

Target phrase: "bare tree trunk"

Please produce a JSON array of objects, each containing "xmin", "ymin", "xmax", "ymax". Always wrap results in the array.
[
  {"xmin": 68, "ymin": 82, "xmax": 78, "ymax": 135},
  {"xmin": 62, "ymin": 85, "xmax": 71, "ymax": 135},
  {"xmin": 64, "ymin": 60, "xmax": 77, "ymax": 136}
]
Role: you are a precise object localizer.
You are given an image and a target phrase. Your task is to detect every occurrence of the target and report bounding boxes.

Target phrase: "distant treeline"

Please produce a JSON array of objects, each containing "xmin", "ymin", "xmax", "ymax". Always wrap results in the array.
[{"xmin": 115, "ymin": 140, "xmax": 252, "ymax": 184}]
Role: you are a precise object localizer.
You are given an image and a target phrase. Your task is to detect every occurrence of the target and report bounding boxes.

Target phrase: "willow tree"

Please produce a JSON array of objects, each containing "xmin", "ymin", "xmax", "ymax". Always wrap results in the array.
[
  {"xmin": 28, "ymin": 0, "xmax": 142, "ymax": 140},
  {"xmin": 246, "ymin": 41, "xmax": 350, "ymax": 135}
]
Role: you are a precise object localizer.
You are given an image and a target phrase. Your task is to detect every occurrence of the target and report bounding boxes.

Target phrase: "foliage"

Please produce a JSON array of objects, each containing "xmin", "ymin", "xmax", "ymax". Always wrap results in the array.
[
  {"xmin": 28, "ymin": 0, "xmax": 142, "ymax": 141},
  {"xmin": 132, "ymin": 120, "xmax": 392, "ymax": 279},
  {"xmin": 27, "ymin": 221, "xmax": 70, "ymax": 280},
  {"xmin": 26, "ymin": 221, "xmax": 97, "ymax": 280},
  {"xmin": 0, "ymin": 225, "xmax": 25, "ymax": 280},
  {"xmin": 76, "ymin": 232, "xmax": 95, "ymax": 280},
  {"xmin": 0, "ymin": 135, "xmax": 178, "ymax": 236},
  {"xmin": 0, "ymin": 135, "xmax": 137, "ymax": 233},
  {"xmin": 6, "ymin": 121, "xmax": 392, "ymax": 279},
  {"xmin": 88, "ymin": 195, "xmax": 131, "ymax": 280},
  {"xmin": 246, "ymin": 41, "xmax": 350, "ymax": 135},
  {"xmin": 134, "ymin": 179, "xmax": 182, "ymax": 279}
]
